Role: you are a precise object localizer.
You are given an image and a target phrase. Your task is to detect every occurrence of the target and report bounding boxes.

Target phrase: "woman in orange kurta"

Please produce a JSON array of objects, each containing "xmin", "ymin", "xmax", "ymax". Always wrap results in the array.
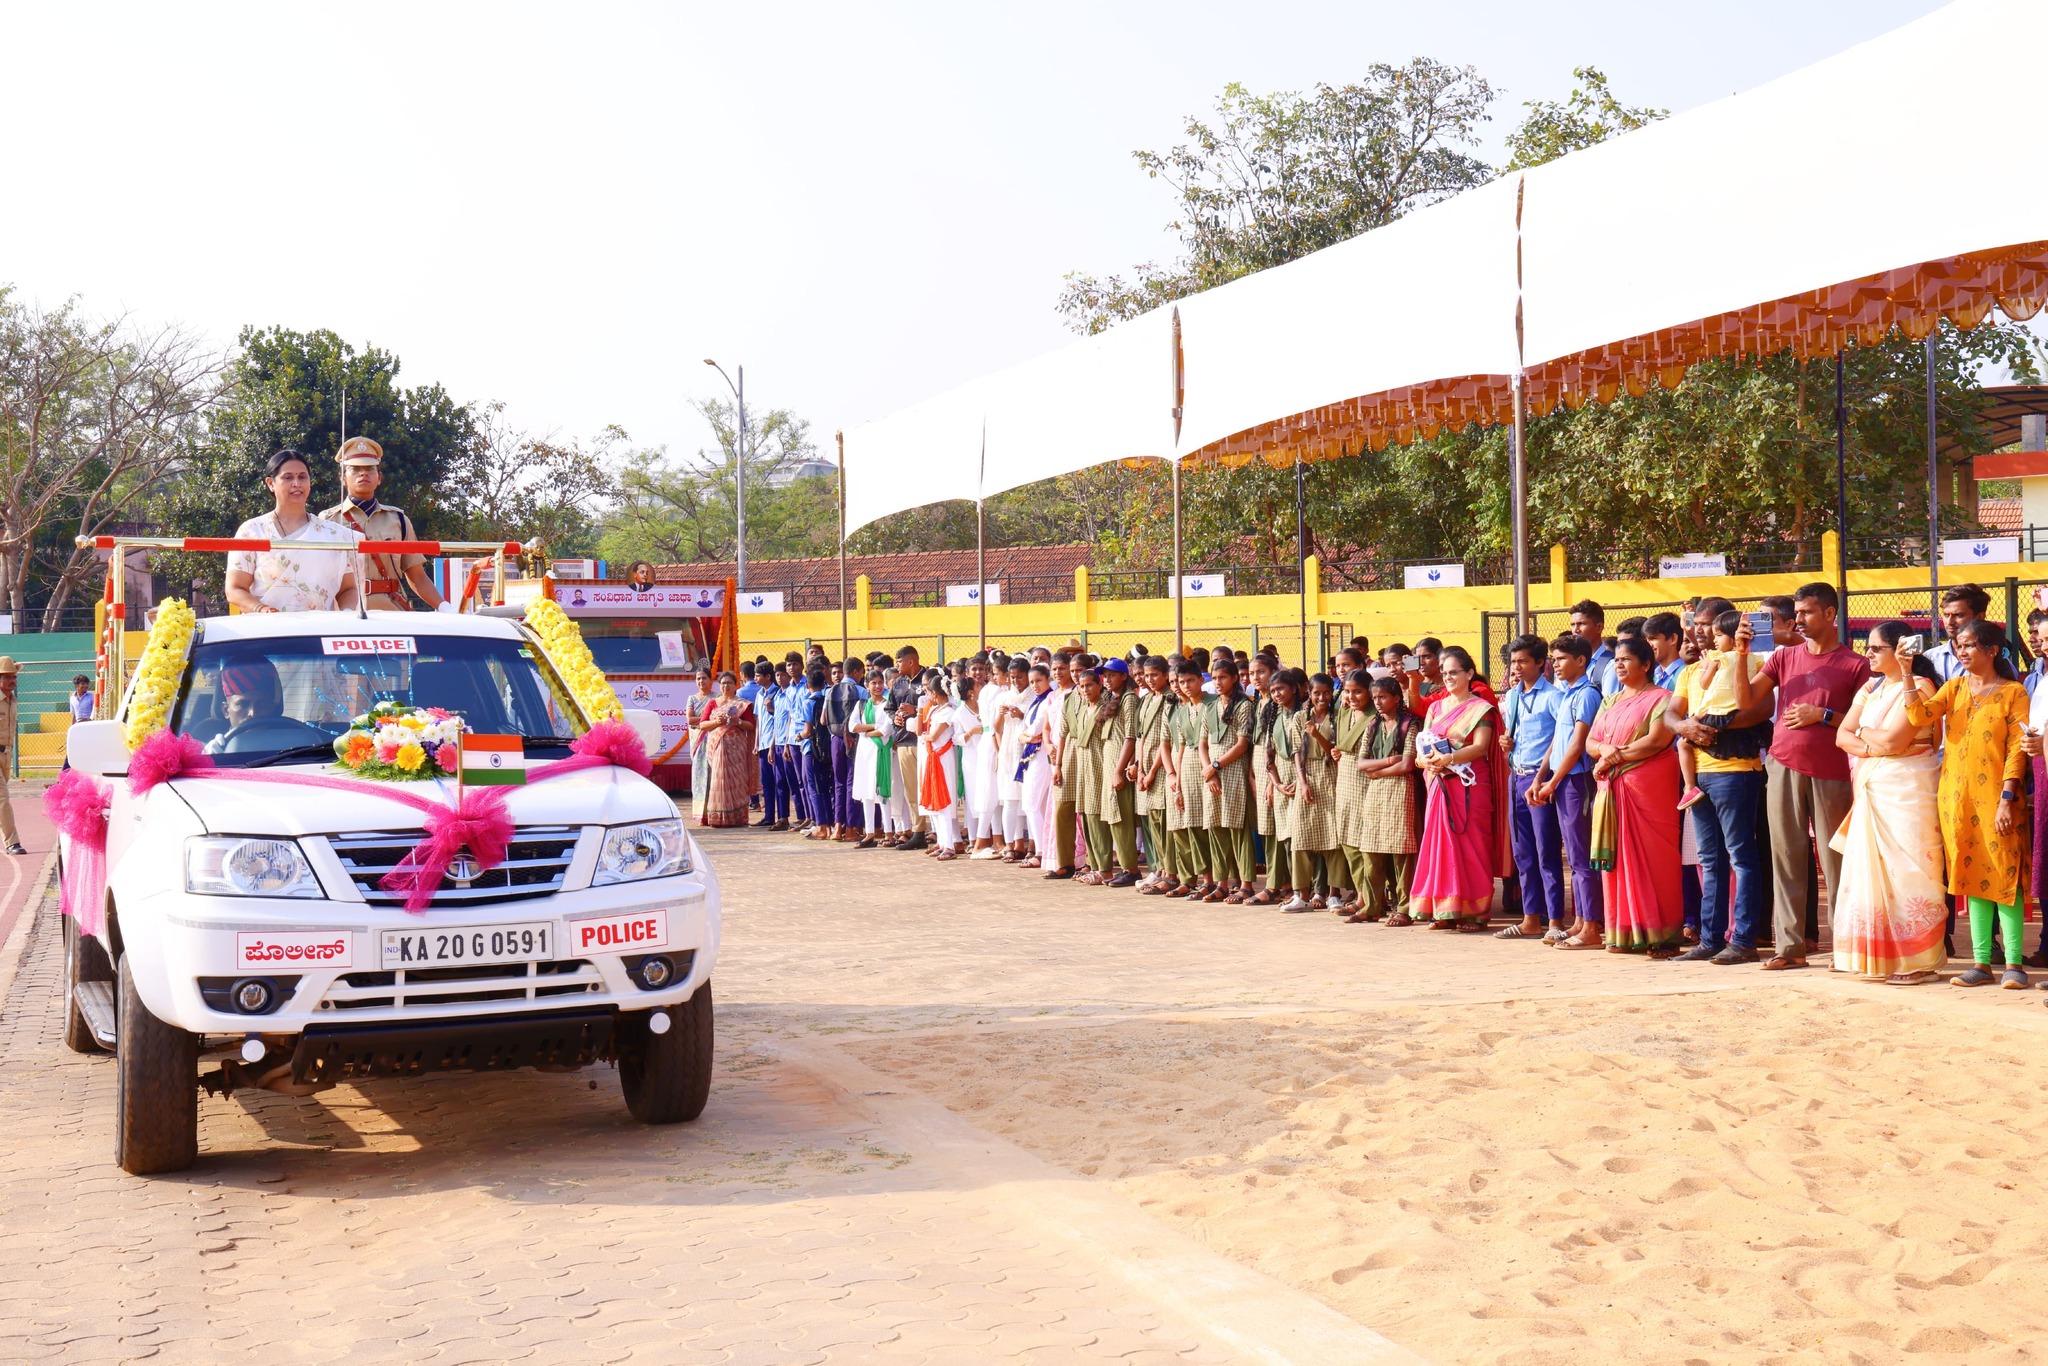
[{"xmin": 1903, "ymin": 620, "xmax": 2032, "ymax": 987}]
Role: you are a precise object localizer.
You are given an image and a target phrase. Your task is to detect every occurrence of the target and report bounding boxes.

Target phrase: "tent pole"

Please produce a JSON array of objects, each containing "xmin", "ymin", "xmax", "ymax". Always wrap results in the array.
[
  {"xmin": 1927, "ymin": 335, "xmax": 1940, "ymax": 625},
  {"xmin": 1834, "ymin": 352, "xmax": 1849, "ymax": 614},
  {"xmin": 836, "ymin": 430, "xmax": 848, "ymax": 659},
  {"xmin": 1296, "ymin": 450, "xmax": 1307, "ymax": 667},
  {"xmin": 1172, "ymin": 460, "xmax": 1183, "ymax": 655},
  {"xmin": 978, "ymin": 424, "xmax": 987, "ymax": 653},
  {"xmin": 1510, "ymin": 372, "xmax": 1530, "ymax": 630}
]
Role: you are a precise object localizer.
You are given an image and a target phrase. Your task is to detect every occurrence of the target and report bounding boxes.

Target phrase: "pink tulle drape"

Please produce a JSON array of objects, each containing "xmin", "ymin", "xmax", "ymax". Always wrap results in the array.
[{"xmin": 50, "ymin": 723, "xmax": 653, "ymax": 919}]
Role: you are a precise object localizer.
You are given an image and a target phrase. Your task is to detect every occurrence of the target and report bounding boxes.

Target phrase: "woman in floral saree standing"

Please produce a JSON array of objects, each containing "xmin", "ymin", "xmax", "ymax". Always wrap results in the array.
[{"xmin": 1408, "ymin": 646, "xmax": 1504, "ymax": 929}]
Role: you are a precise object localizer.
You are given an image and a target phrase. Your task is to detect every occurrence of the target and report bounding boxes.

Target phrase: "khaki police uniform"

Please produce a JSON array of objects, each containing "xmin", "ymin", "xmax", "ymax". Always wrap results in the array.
[
  {"xmin": 319, "ymin": 498, "xmax": 425, "ymax": 610},
  {"xmin": 320, "ymin": 436, "xmax": 428, "ymax": 611},
  {"xmin": 0, "ymin": 657, "xmax": 21, "ymax": 850}
]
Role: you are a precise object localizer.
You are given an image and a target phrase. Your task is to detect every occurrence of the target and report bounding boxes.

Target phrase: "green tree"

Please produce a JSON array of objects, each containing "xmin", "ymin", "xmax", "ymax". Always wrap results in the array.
[
  {"xmin": 0, "ymin": 289, "xmax": 224, "ymax": 626},
  {"xmin": 441, "ymin": 402, "xmax": 617, "ymax": 557},
  {"xmin": 1500, "ymin": 66, "xmax": 1666, "ymax": 171},
  {"xmin": 1057, "ymin": 60, "xmax": 1497, "ymax": 335},
  {"xmin": 601, "ymin": 398, "xmax": 837, "ymax": 566}
]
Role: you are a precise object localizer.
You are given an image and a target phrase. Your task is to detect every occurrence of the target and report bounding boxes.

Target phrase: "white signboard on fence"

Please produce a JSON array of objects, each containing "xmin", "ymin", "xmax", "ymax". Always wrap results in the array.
[
  {"xmin": 551, "ymin": 559, "xmax": 598, "ymax": 580},
  {"xmin": 736, "ymin": 590, "xmax": 785, "ymax": 613},
  {"xmin": 608, "ymin": 677, "xmax": 698, "ymax": 759},
  {"xmin": 945, "ymin": 582, "xmax": 1002, "ymax": 607},
  {"xmin": 1170, "ymin": 574, "xmax": 1226, "ymax": 598},
  {"xmin": 1659, "ymin": 553, "xmax": 1728, "ymax": 578},
  {"xmin": 1402, "ymin": 564, "xmax": 1465, "ymax": 590},
  {"xmin": 1941, "ymin": 536, "xmax": 2020, "ymax": 567}
]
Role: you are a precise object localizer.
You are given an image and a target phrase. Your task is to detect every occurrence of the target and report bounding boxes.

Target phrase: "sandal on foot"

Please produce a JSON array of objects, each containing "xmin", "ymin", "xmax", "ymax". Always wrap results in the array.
[
  {"xmin": 1885, "ymin": 970, "xmax": 1940, "ymax": 985},
  {"xmin": 1493, "ymin": 924, "xmax": 1539, "ymax": 940},
  {"xmin": 1384, "ymin": 913, "xmax": 1415, "ymax": 927}
]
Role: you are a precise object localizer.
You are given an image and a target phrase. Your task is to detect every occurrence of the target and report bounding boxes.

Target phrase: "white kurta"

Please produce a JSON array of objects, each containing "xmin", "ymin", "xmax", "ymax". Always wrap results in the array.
[
  {"xmin": 956, "ymin": 700, "xmax": 996, "ymax": 819},
  {"xmin": 851, "ymin": 702, "xmax": 895, "ymax": 804}
]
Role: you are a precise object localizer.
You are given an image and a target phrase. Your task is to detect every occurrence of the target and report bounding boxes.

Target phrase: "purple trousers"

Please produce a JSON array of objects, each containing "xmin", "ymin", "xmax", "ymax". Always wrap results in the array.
[
  {"xmin": 776, "ymin": 746, "xmax": 804, "ymax": 823},
  {"xmin": 1552, "ymin": 770, "xmax": 1603, "ymax": 926},
  {"xmin": 1509, "ymin": 771, "xmax": 1566, "ymax": 923},
  {"xmin": 757, "ymin": 749, "xmax": 779, "ymax": 820},
  {"xmin": 831, "ymin": 734, "xmax": 857, "ymax": 827}
]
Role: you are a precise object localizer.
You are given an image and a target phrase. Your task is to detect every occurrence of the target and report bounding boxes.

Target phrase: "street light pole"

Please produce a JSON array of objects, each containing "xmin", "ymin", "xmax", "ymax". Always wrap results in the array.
[{"xmin": 704, "ymin": 359, "xmax": 748, "ymax": 589}]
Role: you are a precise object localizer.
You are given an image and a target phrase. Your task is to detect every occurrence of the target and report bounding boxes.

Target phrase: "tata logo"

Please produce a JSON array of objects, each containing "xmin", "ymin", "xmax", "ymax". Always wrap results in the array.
[
  {"xmin": 967, "ymin": 588, "xmax": 980, "ymax": 600},
  {"xmin": 1973, "ymin": 543, "xmax": 1990, "ymax": 557},
  {"xmin": 447, "ymin": 855, "xmax": 482, "ymax": 888},
  {"xmin": 750, "ymin": 595, "xmax": 764, "ymax": 607},
  {"xmin": 1426, "ymin": 569, "xmax": 1443, "ymax": 582},
  {"xmin": 1190, "ymin": 579, "xmax": 1205, "ymax": 591}
]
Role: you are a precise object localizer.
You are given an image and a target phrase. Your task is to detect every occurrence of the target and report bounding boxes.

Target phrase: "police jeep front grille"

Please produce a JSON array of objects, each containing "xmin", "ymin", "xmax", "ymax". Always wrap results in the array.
[{"xmin": 326, "ymin": 827, "xmax": 581, "ymax": 907}]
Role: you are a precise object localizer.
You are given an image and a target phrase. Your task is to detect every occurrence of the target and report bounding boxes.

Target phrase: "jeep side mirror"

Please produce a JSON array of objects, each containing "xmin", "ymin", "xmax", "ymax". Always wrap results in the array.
[
  {"xmin": 66, "ymin": 720, "xmax": 132, "ymax": 778},
  {"xmin": 622, "ymin": 708, "xmax": 662, "ymax": 757}
]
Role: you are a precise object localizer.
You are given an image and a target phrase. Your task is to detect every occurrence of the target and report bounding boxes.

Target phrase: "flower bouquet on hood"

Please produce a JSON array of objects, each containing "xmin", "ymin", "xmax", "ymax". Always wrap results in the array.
[{"xmin": 333, "ymin": 702, "xmax": 463, "ymax": 780}]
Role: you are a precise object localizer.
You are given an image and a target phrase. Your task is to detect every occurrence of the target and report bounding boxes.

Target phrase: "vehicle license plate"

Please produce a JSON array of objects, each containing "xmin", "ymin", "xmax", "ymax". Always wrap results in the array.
[{"xmin": 380, "ymin": 921, "xmax": 555, "ymax": 969}]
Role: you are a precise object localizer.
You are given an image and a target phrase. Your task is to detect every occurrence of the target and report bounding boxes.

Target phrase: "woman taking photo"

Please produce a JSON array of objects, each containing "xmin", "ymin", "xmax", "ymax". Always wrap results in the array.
[
  {"xmin": 226, "ymin": 449, "xmax": 361, "ymax": 613},
  {"xmin": 1408, "ymin": 646, "xmax": 1504, "ymax": 930},
  {"xmin": 1583, "ymin": 637, "xmax": 1683, "ymax": 956},
  {"xmin": 1832, "ymin": 623, "xmax": 1944, "ymax": 983},
  {"xmin": 695, "ymin": 671, "xmax": 758, "ymax": 828},
  {"xmin": 1904, "ymin": 619, "xmax": 2033, "ymax": 987}
]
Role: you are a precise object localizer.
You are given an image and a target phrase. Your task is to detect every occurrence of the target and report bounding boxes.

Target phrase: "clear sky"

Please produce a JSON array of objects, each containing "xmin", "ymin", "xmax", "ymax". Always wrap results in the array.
[{"xmin": 0, "ymin": 1, "xmax": 1947, "ymax": 465}]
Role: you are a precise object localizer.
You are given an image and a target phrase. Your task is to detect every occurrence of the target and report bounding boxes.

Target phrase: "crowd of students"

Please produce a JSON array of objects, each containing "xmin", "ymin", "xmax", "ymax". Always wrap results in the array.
[{"xmin": 679, "ymin": 578, "xmax": 2048, "ymax": 999}]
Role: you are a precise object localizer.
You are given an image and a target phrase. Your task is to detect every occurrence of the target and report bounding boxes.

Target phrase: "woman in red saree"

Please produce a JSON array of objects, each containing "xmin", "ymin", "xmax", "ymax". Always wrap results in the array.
[
  {"xmin": 1408, "ymin": 646, "xmax": 1508, "ymax": 929},
  {"xmin": 1585, "ymin": 638, "xmax": 1683, "ymax": 956},
  {"xmin": 695, "ymin": 671, "xmax": 758, "ymax": 828}
]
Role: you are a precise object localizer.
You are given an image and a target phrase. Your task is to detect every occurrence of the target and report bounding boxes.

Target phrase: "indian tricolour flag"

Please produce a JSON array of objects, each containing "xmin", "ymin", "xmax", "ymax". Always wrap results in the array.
[{"xmin": 461, "ymin": 734, "xmax": 527, "ymax": 786}]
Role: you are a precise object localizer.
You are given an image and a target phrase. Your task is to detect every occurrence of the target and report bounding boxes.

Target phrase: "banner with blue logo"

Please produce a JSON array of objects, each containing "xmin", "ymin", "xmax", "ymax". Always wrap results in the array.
[
  {"xmin": 1402, "ymin": 563, "xmax": 1466, "ymax": 590},
  {"xmin": 1940, "ymin": 536, "xmax": 2020, "ymax": 567}
]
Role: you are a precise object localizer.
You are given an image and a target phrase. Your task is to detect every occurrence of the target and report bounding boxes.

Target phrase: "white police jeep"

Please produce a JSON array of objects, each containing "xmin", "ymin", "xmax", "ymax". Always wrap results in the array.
[{"xmin": 61, "ymin": 610, "xmax": 721, "ymax": 1175}]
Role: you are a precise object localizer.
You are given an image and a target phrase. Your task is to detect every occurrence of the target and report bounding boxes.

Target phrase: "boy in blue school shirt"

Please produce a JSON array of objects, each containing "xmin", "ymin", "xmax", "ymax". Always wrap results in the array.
[
  {"xmin": 1530, "ymin": 632, "xmax": 1604, "ymax": 947},
  {"xmin": 1571, "ymin": 600, "xmax": 1613, "ymax": 693},
  {"xmin": 777, "ymin": 655, "xmax": 810, "ymax": 828},
  {"xmin": 1498, "ymin": 634, "xmax": 1563, "ymax": 941}
]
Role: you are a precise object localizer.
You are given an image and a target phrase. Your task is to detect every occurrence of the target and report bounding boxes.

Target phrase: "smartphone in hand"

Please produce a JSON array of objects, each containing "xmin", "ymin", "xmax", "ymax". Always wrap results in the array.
[{"xmin": 1744, "ymin": 611, "xmax": 1777, "ymax": 653}]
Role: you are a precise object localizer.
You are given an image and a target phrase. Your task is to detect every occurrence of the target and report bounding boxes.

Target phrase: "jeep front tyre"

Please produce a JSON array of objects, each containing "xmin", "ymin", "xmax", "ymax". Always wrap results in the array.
[
  {"xmin": 618, "ymin": 982, "xmax": 713, "ymax": 1124},
  {"xmin": 63, "ymin": 912, "xmax": 113, "ymax": 1054},
  {"xmin": 115, "ymin": 954, "xmax": 199, "ymax": 1174}
]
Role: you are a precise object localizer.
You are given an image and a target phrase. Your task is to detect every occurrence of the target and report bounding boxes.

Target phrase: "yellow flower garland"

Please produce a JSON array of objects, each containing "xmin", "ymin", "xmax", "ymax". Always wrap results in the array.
[
  {"xmin": 524, "ymin": 596, "xmax": 622, "ymax": 726},
  {"xmin": 123, "ymin": 598, "xmax": 198, "ymax": 750}
]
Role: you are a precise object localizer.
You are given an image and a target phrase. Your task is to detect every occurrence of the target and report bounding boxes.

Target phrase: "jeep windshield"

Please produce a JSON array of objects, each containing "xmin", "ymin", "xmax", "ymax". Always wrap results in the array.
[{"xmin": 169, "ymin": 635, "xmax": 577, "ymax": 767}]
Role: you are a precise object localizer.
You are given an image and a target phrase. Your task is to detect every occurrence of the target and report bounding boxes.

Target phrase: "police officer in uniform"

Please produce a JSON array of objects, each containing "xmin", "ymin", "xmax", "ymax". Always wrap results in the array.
[
  {"xmin": 0, "ymin": 657, "xmax": 24, "ymax": 854},
  {"xmin": 318, "ymin": 437, "xmax": 446, "ymax": 611}
]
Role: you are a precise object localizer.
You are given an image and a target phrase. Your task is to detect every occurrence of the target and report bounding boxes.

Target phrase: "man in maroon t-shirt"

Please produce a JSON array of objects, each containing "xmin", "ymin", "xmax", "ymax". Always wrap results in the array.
[{"xmin": 1742, "ymin": 582, "xmax": 1871, "ymax": 969}]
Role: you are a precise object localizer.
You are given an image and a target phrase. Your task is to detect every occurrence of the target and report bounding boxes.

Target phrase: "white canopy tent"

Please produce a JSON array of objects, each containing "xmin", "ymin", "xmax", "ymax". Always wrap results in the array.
[{"xmin": 833, "ymin": 0, "xmax": 2048, "ymax": 643}]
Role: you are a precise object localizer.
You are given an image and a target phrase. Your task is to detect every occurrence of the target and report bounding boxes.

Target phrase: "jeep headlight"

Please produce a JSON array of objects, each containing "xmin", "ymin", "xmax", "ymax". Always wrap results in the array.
[
  {"xmin": 185, "ymin": 836, "xmax": 323, "ymax": 898},
  {"xmin": 592, "ymin": 819, "xmax": 691, "ymax": 885}
]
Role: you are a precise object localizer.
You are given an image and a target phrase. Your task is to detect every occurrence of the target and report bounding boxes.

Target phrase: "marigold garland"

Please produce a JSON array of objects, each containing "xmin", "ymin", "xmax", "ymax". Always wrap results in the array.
[
  {"xmin": 122, "ymin": 598, "xmax": 198, "ymax": 751},
  {"xmin": 523, "ymin": 596, "xmax": 621, "ymax": 726}
]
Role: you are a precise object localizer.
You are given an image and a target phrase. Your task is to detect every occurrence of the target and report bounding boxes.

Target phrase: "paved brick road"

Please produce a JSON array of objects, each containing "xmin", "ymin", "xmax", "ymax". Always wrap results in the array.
[{"xmin": 0, "ymin": 826, "xmax": 1444, "ymax": 1365}]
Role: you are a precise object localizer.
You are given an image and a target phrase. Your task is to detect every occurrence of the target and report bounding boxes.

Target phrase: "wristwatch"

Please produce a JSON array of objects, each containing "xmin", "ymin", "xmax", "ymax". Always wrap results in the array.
[{"xmin": 1821, "ymin": 707, "xmax": 1836, "ymax": 726}]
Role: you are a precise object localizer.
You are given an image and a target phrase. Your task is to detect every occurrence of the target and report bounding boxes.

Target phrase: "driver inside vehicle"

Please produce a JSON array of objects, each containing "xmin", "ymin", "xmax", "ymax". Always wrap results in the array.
[{"xmin": 204, "ymin": 658, "xmax": 285, "ymax": 754}]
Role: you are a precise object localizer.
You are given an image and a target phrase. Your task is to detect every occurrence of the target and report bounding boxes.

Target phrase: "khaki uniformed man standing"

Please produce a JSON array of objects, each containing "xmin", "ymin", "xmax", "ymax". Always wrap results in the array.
[
  {"xmin": 318, "ymin": 437, "xmax": 446, "ymax": 612},
  {"xmin": 0, "ymin": 657, "xmax": 24, "ymax": 855}
]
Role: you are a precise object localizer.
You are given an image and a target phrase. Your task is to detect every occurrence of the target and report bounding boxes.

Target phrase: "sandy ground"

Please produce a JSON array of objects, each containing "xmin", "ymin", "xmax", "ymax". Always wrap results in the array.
[{"xmin": 850, "ymin": 985, "xmax": 2048, "ymax": 1365}]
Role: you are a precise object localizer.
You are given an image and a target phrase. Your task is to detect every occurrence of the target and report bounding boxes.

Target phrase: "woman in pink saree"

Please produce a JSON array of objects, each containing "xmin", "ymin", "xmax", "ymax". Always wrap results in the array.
[
  {"xmin": 1409, "ymin": 646, "xmax": 1506, "ymax": 929},
  {"xmin": 1585, "ymin": 638, "xmax": 1683, "ymax": 956}
]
